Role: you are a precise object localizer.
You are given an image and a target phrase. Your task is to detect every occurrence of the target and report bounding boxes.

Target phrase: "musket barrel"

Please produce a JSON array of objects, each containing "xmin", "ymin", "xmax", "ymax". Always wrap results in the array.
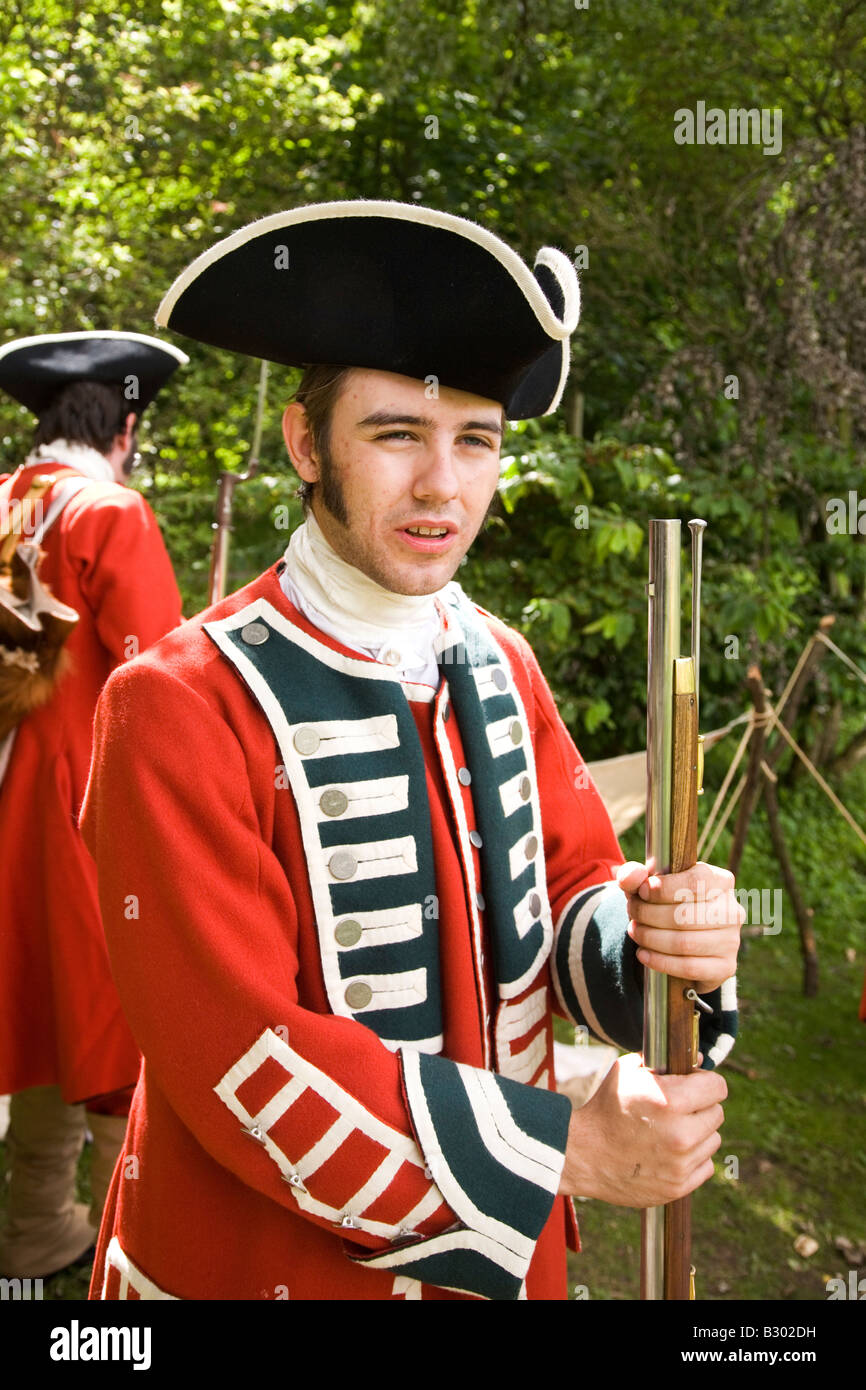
[{"xmin": 642, "ymin": 519, "xmax": 681, "ymax": 1301}]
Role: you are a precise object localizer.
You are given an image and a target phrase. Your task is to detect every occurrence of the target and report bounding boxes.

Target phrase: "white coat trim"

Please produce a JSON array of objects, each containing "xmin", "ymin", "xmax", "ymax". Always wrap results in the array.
[
  {"xmin": 496, "ymin": 1029, "xmax": 547, "ymax": 1086},
  {"xmin": 432, "ymin": 681, "xmax": 491, "ymax": 1068},
  {"xmin": 342, "ymin": 966, "xmax": 428, "ymax": 1011},
  {"xmin": 552, "ymin": 884, "xmax": 620, "ymax": 1047},
  {"xmin": 469, "ymin": 615, "xmax": 554, "ymax": 1001},
  {"xmin": 356, "ymin": 1224, "xmax": 528, "ymax": 1289},
  {"xmin": 103, "ymin": 1237, "xmax": 179, "ymax": 1301},
  {"xmin": 331, "ymin": 903, "xmax": 424, "ymax": 950},
  {"xmin": 462, "ymin": 1069, "xmax": 564, "ymax": 1186},
  {"xmin": 313, "ymin": 774, "xmax": 410, "ymax": 822},
  {"xmin": 393, "ymin": 1275, "xmax": 423, "ymax": 1300},
  {"xmin": 708, "ymin": 1032, "xmax": 736, "ymax": 1068},
  {"xmin": 400, "ymin": 1048, "xmax": 535, "ymax": 1264},
  {"xmin": 205, "ymin": 601, "xmax": 437, "ymax": 1037},
  {"xmin": 294, "ymin": 716, "xmax": 401, "ymax": 760},
  {"xmin": 485, "ymin": 713, "xmax": 526, "ymax": 758},
  {"xmin": 156, "ymin": 200, "xmax": 578, "ymax": 342},
  {"xmin": 499, "ymin": 769, "xmax": 532, "ymax": 819},
  {"xmin": 214, "ymin": 1029, "xmax": 447, "ymax": 1239},
  {"xmin": 494, "ymin": 988, "xmax": 549, "ymax": 1081},
  {"xmin": 496, "ymin": 986, "xmax": 548, "ymax": 1043},
  {"xmin": 326, "ymin": 834, "xmax": 418, "ymax": 883}
]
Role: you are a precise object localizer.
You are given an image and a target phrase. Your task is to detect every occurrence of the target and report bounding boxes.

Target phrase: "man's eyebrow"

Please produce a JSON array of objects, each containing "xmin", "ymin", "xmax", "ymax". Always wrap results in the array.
[
  {"xmin": 462, "ymin": 418, "xmax": 503, "ymax": 436},
  {"xmin": 357, "ymin": 410, "xmax": 503, "ymax": 435}
]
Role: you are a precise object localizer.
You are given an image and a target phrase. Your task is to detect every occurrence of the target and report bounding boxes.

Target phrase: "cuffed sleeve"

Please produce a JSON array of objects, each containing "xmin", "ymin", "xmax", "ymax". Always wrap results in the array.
[{"xmin": 343, "ymin": 1048, "xmax": 572, "ymax": 1299}]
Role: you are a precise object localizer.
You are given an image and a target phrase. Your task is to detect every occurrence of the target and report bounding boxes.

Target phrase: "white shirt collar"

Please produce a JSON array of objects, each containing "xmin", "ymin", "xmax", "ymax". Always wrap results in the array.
[
  {"xmin": 26, "ymin": 439, "xmax": 114, "ymax": 484},
  {"xmin": 279, "ymin": 514, "xmax": 449, "ymax": 688}
]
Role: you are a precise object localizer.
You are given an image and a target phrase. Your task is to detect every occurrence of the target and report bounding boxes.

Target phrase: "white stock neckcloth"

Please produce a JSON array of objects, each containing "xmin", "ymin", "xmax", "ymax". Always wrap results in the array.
[
  {"xmin": 26, "ymin": 440, "xmax": 115, "ymax": 484},
  {"xmin": 279, "ymin": 513, "xmax": 449, "ymax": 690}
]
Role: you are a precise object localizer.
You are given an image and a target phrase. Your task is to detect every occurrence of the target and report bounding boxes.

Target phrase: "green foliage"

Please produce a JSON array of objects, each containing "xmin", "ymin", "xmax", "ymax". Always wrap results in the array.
[{"xmin": 1, "ymin": 0, "xmax": 864, "ymax": 758}]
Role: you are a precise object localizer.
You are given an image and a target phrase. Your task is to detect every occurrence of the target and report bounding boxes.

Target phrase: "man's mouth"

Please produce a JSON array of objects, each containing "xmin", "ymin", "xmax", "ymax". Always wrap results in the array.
[{"xmin": 399, "ymin": 522, "xmax": 456, "ymax": 552}]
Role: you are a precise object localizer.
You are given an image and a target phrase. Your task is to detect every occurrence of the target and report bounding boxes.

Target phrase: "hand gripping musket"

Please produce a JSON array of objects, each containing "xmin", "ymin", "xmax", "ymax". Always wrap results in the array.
[
  {"xmin": 207, "ymin": 360, "xmax": 269, "ymax": 604},
  {"xmin": 640, "ymin": 517, "xmax": 707, "ymax": 1301}
]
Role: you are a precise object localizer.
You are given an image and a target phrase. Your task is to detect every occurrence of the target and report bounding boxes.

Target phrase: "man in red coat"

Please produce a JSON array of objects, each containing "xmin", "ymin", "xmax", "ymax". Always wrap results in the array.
[
  {"xmin": 0, "ymin": 331, "xmax": 186, "ymax": 1278},
  {"xmin": 82, "ymin": 204, "xmax": 741, "ymax": 1300}
]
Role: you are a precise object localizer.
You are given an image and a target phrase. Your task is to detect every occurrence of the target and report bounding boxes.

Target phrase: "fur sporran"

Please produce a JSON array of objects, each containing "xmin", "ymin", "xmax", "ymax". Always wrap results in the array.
[{"xmin": 0, "ymin": 488, "xmax": 80, "ymax": 741}]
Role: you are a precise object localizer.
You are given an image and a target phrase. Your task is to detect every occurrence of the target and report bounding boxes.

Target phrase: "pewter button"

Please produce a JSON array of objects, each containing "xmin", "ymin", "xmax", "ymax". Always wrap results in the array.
[
  {"xmin": 241, "ymin": 621, "xmax": 269, "ymax": 646},
  {"xmin": 335, "ymin": 919, "xmax": 362, "ymax": 947},
  {"xmin": 345, "ymin": 981, "xmax": 372, "ymax": 1009},
  {"xmin": 492, "ymin": 667, "xmax": 508, "ymax": 691},
  {"xmin": 475, "ymin": 892, "xmax": 486, "ymax": 912},
  {"xmin": 320, "ymin": 788, "xmax": 349, "ymax": 817},
  {"xmin": 329, "ymin": 850, "xmax": 357, "ymax": 880},
  {"xmin": 510, "ymin": 720, "xmax": 523, "ymax": 745},
  {"xmin": 524, "ymin": 834, "xmax": 538, "ymax": 860},
  {"xmin": 519, "ymin": 775, "xmax": 532, "ymax": 800},
  {"xmin": 442, "ymin": 701, "xmax": 450, "ymax": 722},
  {"xmin": 293, "ymin": 726, "xmax": 320, "ymax": 756},
  {"xmin": 457, "ymin": 767, "xmax": 472, "ymax": 786},
  {"xmin": 529, "ymin": 892, "xmax": 542, "ymax": 917},
  {"xmin": 469, "ymin": 830, "xmax": 483, "ymax": 848}
]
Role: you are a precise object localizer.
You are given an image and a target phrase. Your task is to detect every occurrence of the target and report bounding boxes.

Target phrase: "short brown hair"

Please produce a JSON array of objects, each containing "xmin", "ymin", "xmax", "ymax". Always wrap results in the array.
[
  {"xmin": 291, "ymin": 364, "xmax": 354, "ymax": 509},
  {"xmin": 33, "ymin": 379, "xmax": 133, "ymax": 454}
]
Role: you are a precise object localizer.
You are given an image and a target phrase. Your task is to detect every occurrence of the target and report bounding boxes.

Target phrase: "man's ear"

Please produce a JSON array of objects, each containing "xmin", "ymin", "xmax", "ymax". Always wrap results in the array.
[
  {"xmin": 118, "ymin": 411, "xmax": 137, "ymax": 446},
  {"xmin": 282, "ymin": 402, "xmax": 319, "ymax": 483}
]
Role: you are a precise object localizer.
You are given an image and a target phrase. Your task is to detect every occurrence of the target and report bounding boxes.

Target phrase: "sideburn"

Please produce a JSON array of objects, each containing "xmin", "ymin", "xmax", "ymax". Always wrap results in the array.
[{"xmin": 316, "ymin": 440, "xmax": 350, "ymax": 528}]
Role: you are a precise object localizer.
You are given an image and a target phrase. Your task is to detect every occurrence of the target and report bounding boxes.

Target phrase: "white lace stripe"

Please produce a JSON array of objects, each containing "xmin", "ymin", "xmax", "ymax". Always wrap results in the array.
[{"xmin": 104, "ymin": 1237, "xmax": 178, "ymax": 1301}]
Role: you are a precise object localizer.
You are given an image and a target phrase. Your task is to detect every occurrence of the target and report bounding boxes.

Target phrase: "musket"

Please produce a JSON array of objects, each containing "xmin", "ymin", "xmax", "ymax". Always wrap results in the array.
[
  {"xmin": 207, "ymin": 360, "xmax": 269, "ymax": 604},
  {"xmin": 641, "ymin": 517, "xmax": 707, "ymax": 1301}
]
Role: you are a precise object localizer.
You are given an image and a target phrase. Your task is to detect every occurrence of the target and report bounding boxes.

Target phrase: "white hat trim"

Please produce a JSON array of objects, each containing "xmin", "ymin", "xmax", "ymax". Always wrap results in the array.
[
  {"xmin": 155, "ymin": 200, "xmax": 580, "ymax": 344},
  {"xmin": 0, "ymin": 330, "xmax": 189, "ymax": 366}
]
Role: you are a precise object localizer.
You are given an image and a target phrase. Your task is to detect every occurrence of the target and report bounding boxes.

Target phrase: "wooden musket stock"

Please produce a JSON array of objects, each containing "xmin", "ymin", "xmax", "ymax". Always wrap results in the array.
[{"xmin": 640, "ymin": 518, "xmax": 705, "ymax": 1301}]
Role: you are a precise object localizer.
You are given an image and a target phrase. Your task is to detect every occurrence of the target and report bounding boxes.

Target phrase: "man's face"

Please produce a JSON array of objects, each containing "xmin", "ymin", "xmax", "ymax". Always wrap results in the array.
[{"xmin": 293, "ymin": 369, "xmax": 504, "ymax": 596}]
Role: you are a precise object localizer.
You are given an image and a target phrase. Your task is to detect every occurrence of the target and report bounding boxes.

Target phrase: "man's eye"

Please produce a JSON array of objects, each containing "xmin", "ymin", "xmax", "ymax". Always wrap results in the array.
[
  {"xmin": 461, "ymin": 435, "xmax": 495, "ymax": 448},
  {"xmin": 375, "ymin": 431, "xmax": 414, "ymax": 441}
]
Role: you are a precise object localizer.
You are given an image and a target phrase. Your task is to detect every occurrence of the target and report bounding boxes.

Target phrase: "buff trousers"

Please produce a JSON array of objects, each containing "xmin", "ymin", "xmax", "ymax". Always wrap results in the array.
[{"xmin": 0, "ymin": 1085, "xmax": 128, "ymax": 1278}]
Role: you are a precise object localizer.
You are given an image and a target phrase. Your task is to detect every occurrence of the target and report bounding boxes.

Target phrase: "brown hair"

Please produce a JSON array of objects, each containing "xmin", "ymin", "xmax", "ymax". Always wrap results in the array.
[
  {"xmin": 33, "ymin": 379, "xmax": 133, "ymax": 454},
  {"xmin": 290, "ymin": 364, "xmax": 354, "ymax": 510}
]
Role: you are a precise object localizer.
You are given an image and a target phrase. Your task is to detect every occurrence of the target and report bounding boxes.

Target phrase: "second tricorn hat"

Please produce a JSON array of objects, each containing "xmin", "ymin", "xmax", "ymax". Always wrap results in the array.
[
  {"xmin": 156, "ymin": 200, "xmax": 580, "ymax": 419},
  {"xmin": 0, "ymin": 331, "xmax": 188, "ymax": 417}
]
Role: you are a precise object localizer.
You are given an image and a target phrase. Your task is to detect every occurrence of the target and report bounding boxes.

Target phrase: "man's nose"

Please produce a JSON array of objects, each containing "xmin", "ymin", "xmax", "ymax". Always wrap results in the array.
[{"xmin": 413, "ymin": 441, "xmax": 459, "ymax": 502}]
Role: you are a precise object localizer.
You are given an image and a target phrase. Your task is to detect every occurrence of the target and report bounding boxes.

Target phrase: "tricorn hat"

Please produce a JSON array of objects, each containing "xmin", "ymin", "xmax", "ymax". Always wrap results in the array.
[
  {"xmin": 156, "ymin": 201, "xmax": 579, "ymax": 418},
  {"xmin": 0, "ymin": 331, "xmax": 188, "ymax": 417}
]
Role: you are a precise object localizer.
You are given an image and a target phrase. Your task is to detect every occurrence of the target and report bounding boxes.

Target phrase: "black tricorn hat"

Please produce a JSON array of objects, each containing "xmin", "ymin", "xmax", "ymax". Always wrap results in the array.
[
  {"xmin": 156, "ymin": 201, "xmax": 580, "ymax": 419},
  {"xmin": 0, "ymin": 331, "xmax": 188, "ymax": 417}
]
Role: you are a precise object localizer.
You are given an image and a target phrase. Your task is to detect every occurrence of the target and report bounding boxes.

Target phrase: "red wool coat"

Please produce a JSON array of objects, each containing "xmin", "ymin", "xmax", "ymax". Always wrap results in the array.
[
  {"xmin": 0, "ymin": 460, "xmax": 182, "ymax": 1102},
  {"xmin": 81, "ymin": 561, "xmax": 635, "ymax": 1301}
]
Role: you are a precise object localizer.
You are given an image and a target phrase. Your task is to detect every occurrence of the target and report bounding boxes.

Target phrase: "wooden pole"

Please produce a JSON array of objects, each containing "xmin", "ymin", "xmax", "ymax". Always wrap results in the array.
[{"xmin": 727, "ymin": 666, "xmax": 769, "ymax": 878}]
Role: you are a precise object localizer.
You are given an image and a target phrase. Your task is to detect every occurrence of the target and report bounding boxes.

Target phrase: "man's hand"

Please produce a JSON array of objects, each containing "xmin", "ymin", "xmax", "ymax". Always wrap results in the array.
[
  {"xmin": 616, "ymin": 860, "xmax": 743, "ymax": 994},
  {"xmin": 557, "ymin": 1052, "xmax": 727, "ymax": 1206}
]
